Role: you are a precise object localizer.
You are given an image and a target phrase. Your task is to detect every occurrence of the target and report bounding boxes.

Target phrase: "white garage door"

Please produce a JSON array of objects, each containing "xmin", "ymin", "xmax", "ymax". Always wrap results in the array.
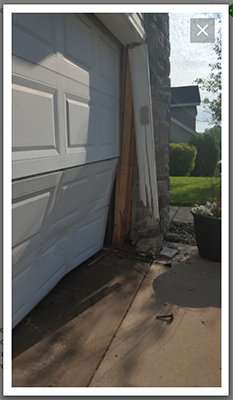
[{"xmin": 12, "ymin": 13, "xmax": 121, "ymax": 328}]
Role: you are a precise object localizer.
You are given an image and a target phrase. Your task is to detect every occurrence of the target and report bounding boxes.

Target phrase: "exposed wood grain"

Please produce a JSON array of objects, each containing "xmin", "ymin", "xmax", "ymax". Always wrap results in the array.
[
  {"xmin": 125, "ymin": 113, "xmax": 135, "ymax": 236},
  {"xmin": 112, "ymin": 48, "xmax": 135, "ymax": 246}
]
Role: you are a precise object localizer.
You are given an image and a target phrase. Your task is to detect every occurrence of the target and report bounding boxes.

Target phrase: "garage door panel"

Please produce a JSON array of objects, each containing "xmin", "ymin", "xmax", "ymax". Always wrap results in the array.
[
  {"xmin": 12, "ymin": 14, "xmax": 120, "ymax": 180},
  {"xmin": 35, "ymin": 236, "xmax": 68, "ymax": 302},
  {"xmin": 53, "ymin": 176, "xmax": 90, "ymax": 222},
  {"xmin": 13, "ymin": 14, "xmax": 120, "ymax": 99},
  {"xmin": 13, "ymin": 239, "xmax": 38, "ymax": 266},
  {"xmin": 35, "ymin": 265, "xmax": 66, "ymax": 305},
  {"xmin": 62, "ymin": 14, "xmax": 120, "ymax": 98},
  {"xmin": 12, "ymin": 61, "xmax": 120, "ymax": 178},
  {"xmin": 12, "ymin": 172, "xmax": 62, "ymax": 261},
  {"xmin": 52, "ymin": 158, "xmax": 117, "ymax": 225},
  {"xmin": 12, "ymin": 13, "xmax": 56, "ymax": 58},
  {"xmin": 99, "ymin": 102, "xmax": 119, "ymax": 147},
  {"xmin": 63, "ymin": 14, "xmax": 94, "ymax": 73},
  {"xmin": 12, "ymin": 192, "xmax": 50, "ymax": 248},
  {"xmin": 65, "ymin": 94, "xmax": 96, "ymax": 151},
  {"xmin": 12, "ymin": 13, "xmax": 121, "ymax": 327},
  {"xmin": 13, "ymin": 263, "xmax": 32, "ymax": 315},
  {"xmin": 98, "ymin": 32, "xmax": 120, "ymax": 96},
  {"xmin": 12, "ymin": 76, "xmax": 59, "ymax": 155},
  {"xmin": 68, "ymin": 208, "xmax": 107, "ymax": 273},
  {"xmin": 12, "ymin": 170, "xmax": 62, "ymax": 200},
  {"xmin": 83, "ymin": 161, "xmax": 117, "ymax": 213},
  {"xmin": 12, "ymin": 255, "xmax": 37, "ymax": 328},
  {"xmin": 65, "ymin": 87, "xmax": 120, "ymax": 158}
]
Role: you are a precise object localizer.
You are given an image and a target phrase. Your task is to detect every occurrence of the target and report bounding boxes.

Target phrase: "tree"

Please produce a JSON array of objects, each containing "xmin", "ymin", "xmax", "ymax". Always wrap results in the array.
[
  {"xmin": 189, "ymin": 133, "xmax": 220, "ymax": 177},
  {"xmin": 204, "ymin": 126, "xmax": 221, "ymax": 157},
  {"xmin": 194, "ymin": 17, "xmax": 221, "ymax": 126}
]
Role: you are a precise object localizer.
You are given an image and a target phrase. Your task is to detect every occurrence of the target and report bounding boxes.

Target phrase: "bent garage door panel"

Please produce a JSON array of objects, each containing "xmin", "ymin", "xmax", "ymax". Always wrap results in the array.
[
  {"xmin": 12, "ymin": 14, "xmax": 120, "ymax": 328},
  {"xmin": 12, "ymin": 13, "xmax": 120, "ymax": 179}
]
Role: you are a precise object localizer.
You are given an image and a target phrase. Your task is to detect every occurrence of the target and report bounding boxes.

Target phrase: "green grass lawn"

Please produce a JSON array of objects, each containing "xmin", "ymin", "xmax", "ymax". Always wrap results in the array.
[{"xmin": 170, "ymin": 176, "xmax": 221, "ymax": 207}]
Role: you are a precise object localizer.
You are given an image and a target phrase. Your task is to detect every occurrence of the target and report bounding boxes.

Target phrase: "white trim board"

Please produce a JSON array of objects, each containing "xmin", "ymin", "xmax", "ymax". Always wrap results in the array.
[
  {"xmin": 129, "ymin": 43, "xmax": 159, "ymax": 221},
  {"xmin": 95, "ymin": 13, "xmax": 146, "ymax": 45}
]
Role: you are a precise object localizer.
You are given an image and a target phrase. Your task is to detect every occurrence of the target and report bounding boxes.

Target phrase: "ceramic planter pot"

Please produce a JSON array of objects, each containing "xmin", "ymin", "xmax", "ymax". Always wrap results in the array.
[{"xmin": 191, "ymin": 211, "xmax": 221, "ymax": 262}]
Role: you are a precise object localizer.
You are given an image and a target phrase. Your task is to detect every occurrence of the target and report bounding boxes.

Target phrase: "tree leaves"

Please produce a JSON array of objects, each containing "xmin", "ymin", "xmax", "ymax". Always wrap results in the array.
[{"xmin": 194, "ymin": 17, "xmax": 222, "ymax": 126}]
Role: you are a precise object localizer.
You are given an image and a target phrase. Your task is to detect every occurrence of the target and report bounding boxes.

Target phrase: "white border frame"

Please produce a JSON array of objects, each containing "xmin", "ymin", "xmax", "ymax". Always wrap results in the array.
[{"xmin": 3, "ymin": 4, "xmax": 229, "ymax": 397}]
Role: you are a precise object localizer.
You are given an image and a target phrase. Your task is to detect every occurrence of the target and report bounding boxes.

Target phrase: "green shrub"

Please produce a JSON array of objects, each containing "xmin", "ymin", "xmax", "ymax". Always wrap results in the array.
[
  {"xmin": 189, "ymin": 133, "xmax": 220, "ymax": 177},
  {"xmin": 169, "ymin": 143, "xmax": 197, "ymax": 176}
]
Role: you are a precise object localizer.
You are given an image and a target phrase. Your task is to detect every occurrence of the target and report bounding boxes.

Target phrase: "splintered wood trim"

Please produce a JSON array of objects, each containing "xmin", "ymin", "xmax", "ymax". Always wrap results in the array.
[
  {"xmin": 112, "ymin": 47, "xmax": 135, "ymax": 246},
  {"xmin": 128, "ymin": 43, "xmax": 160, "ymax": 220},
  {"xmin": 125, "ymin": 112, "xmax": 135, "ymax": 236}
]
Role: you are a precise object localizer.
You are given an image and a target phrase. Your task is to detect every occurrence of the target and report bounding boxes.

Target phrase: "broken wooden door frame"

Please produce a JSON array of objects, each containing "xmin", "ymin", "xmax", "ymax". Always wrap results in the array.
[
  {"xmin": 96, "ymin": 14, "xmax": 160, "ymax": 246},
  {"xmin": 112, "ymin": 42, "xmax": 159, "ymax": 246},
  {"xmin": 112, "ymin": 47, "xmax": 135, "ymax": 246}
]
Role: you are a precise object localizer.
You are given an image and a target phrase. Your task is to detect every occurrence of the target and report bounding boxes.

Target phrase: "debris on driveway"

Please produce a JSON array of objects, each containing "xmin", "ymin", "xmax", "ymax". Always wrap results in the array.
[
  {"xmin": 136, "ymin": 235, "xmax": 163, "ymax": 256},
  {"xmin": 87, "ymin": 249, "xmax": 110, "ymax": 266},
  {"xmin": 156, "ymin": 313, "xmax": 174, "ymax": 322},
  {"xmin": 160, "ymin": 247, "xmax": 178, "ymax": 259}
]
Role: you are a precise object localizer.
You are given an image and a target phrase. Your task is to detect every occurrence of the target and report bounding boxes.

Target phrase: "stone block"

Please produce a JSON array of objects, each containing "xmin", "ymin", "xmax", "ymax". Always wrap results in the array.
[
  {"xmin": 159, "ymin": 205, "xmax": 170, "ymax": 220},
  {"xmin": 158, "ymin": 179, "xmax": 170, "ymax": 197},
  {"xmin": 160, "ymin": 247, "xmax": 178, "ymax": 258},
  {"xmin": 158, "ymin": 121, "xmax": 171, "ymax": 145},
  {"xmin": 160, "ymin": 215, "xmax": 171, "ymax": 233},
  {"xmin": 136, "ymin": 230, "xmax": 149, "ymax": 240},
  {"xmin": 165, "ymin": 232, "xmax": 182, "ymax": 242},
  {"xmin": 158, "ymin": 192, "xmax": 170, "ymax": 210},
  {"xmin": 152, "ymin": 99, "xmax": 170, "ymax": 122},
  {"xmin": 154, "ymin": 90, "xmax": 171, "ymax": 104},
  {"xmin": 147, "ymin": 225, "xmax": 161, "ymax": 238},
  {"xmin": 135, "ymin": 220, "xmax": 147, "ymax": 232},
  {"xmin": 136, "ymin": 235, "xmax": 163, "ymax": 256}
]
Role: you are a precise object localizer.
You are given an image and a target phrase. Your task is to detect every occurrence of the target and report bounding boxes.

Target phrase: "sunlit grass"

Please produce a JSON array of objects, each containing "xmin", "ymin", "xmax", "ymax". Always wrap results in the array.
[{"xmin": 170, "ymin": 176, "xmax": 221, "ymax": 207}]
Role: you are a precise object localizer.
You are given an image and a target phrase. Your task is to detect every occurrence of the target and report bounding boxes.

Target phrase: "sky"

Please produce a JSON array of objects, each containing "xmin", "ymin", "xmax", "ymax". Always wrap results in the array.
[{"xmin": 169, "ymin": 13, "xmax": 221, "ymax": 133}]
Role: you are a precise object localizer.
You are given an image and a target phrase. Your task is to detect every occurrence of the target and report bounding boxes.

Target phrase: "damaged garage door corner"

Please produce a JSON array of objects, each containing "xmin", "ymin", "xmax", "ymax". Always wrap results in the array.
[{"xmin": 112, "ymin": 43, "xmax": 159, "ymax": 247}]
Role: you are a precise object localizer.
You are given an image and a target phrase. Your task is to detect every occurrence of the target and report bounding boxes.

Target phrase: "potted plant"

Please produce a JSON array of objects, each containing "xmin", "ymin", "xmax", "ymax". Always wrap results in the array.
[{"xmin": 191, "ymin": 200, "xmax": 221, "ymax": 262}]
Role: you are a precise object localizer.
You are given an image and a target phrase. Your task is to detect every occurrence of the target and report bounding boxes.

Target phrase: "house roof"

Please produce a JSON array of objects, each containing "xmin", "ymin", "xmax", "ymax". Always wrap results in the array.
[
  {"xmin": 171, "ymin": 117, "xmax": 197, "ymax": 136},
  {"xmin": 171, "ymin": 86, "xmax": 201, "ymax": 107}
]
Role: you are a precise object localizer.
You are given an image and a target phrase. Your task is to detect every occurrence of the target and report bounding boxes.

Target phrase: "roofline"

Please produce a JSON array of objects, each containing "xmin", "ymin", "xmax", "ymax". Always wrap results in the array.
[
  {"xmin": 171, "ymin": 117, "xmax": 197, "ymax": 136},
  {"xmin": 171, "ymin": 102, "xmax": 200, "ymax": 108}
]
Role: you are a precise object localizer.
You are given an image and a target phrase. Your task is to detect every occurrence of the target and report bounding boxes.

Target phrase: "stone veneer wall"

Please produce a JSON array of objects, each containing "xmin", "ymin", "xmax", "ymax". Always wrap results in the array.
[{"xmin": 130, "ymin": 13, "xmax": 171, "ymax": 245}]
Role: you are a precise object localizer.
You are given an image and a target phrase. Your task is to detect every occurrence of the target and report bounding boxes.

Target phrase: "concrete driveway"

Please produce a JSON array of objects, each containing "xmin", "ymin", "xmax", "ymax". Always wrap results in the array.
[{"xmin": 12, "ymin": 240, "xmax": 221, "ymax": 388}]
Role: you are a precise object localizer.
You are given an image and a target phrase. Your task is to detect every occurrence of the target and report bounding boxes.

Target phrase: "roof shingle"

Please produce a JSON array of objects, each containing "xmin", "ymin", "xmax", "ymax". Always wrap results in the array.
[{"xmin": 171, "ymin": 85, "xmax": 201, "ymax": 106}]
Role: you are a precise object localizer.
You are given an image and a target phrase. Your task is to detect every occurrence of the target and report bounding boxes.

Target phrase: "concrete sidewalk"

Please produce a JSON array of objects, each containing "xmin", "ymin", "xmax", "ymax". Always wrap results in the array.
[
  {"xmin": 170, "ymin": 205, "xmax": 193, "ymax": 223},
  {"xmin": 12, "ymin": 208, "xmax": 221, "ymax": 388}
]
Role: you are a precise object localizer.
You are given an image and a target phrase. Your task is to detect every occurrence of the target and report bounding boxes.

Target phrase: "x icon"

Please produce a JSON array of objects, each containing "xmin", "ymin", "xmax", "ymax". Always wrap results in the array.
[
  {"xmin": 197, "ymin": 24, "xmax": 208, "ymax": 36},
  {"xmin": 190, "ymin": 18, "xmax": 214, "ymax": 43}
]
